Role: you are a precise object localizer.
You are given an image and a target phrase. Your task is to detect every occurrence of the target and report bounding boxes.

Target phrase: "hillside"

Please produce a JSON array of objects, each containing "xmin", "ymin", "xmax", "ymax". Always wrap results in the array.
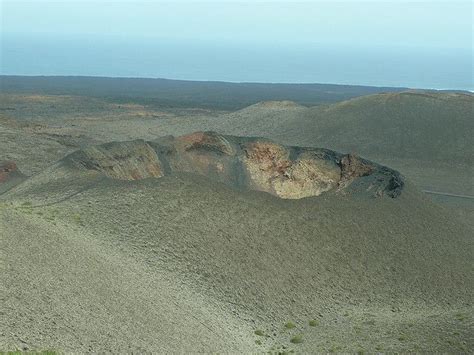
[
  {"xmin": 0, "ymin": 89, "xmax": 472, "ymax": 352},
  {"xmin": 300, "ymin": 92, "xmax": 474, "ymax": 165},
  {"xmin": 186, "ymin": 92, "xmax": 473, "ymax": 165},
  {"xmin": 1, "ymin": 134, "xmax": 472, "ymax": 352}
]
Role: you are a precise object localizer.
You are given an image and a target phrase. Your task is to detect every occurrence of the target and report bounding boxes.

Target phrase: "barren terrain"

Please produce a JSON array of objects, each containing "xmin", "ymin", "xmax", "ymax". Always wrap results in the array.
[{"xmin": 0, "ymin": 77, "xmax": 472, "ymax": 352}]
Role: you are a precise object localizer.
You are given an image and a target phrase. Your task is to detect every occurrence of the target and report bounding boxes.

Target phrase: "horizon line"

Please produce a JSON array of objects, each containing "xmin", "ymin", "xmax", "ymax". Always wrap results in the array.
[{"xmin": 2, "ymin": 74, "xmax": 473, "ymax": 93}]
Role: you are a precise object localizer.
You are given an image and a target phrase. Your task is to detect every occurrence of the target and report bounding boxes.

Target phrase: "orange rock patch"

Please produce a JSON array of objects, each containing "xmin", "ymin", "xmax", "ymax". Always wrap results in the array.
[{"xmin": 0, "ymin": 161, "xmax": 18, "ymax": 183}]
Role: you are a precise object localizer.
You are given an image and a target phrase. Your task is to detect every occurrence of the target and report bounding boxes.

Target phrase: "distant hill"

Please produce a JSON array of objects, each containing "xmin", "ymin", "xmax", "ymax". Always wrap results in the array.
[
  {"xmin": 199, "ymin": 92, "xmax": 473, "ymax": 165},
  {"xmin": 163, "ymin": 91, "xmax": 471, "ymax": 195},
  {"xmin": 0, "ymin": 75, "xmax": 408, "ymax": 110},
  {"xmin": 298, "ymin": 92, "xmax": 474, "ymax": 165}
]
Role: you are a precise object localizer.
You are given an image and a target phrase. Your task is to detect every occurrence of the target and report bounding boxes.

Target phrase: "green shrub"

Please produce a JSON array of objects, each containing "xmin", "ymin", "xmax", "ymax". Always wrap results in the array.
[
  {"xmin": 290, "ymin": 334, "xmax": 303, "ymax": 344},
  {"xmin": 329, "ymin": 345, "xmax": 342, "ymax": 353}
]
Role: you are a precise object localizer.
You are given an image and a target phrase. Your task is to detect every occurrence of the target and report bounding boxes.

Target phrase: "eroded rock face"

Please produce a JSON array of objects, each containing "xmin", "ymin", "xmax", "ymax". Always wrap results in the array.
[
  {"xmin": 67, "ymin": 140, "xmax": 163, "ymax": 180},
  {"xmin": 241, "ymin": 142, "xmax": 341, "ymax": 199},
  {"xmin": 62, "ymin": 132, "xmax": 404, "ymax": 199}
]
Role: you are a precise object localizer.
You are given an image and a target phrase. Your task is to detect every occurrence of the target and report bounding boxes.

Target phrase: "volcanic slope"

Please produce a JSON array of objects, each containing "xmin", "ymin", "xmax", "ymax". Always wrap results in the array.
[
  {"xmin": 203, "ymin": 92, "xmax": 473, "ymax": 164},
  {"xmin": 1, "ymin": 134, "xmax": 473, "ymax": 353}
]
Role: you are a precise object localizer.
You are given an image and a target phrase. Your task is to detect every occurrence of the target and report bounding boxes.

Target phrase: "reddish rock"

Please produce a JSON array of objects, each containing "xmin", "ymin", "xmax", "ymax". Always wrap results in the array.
[
  {"xmin": 177, "ymin": 131, "xmax": 234, "ymax": 155},
  {"xmin": 340, "ymin": 153, "xmax": 374, "ymax": 180},
  {"xmin": 0, "ymin": 161, "xmax": 19, "ymax": 183},
  {"xmin": 68, "ymin": 140, "xmax": 163, "ymax": 181},
  {"xmin": 62, "ymin": 132, "xmax": 404, "ymax": 199}
]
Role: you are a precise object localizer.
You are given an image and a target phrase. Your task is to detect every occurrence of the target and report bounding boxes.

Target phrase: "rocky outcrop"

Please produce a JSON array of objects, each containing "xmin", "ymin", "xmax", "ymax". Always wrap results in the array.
[
  {"xmin": 240, "ymin": 142, "xmax": 341, "ymax": 199},
  {"xmin": 62, "ymin": 132, "xmax": 404, "ymax": 199},
  {"xmin": 67, "ymin": 140, "xmax": 163, "ymax": 180}
]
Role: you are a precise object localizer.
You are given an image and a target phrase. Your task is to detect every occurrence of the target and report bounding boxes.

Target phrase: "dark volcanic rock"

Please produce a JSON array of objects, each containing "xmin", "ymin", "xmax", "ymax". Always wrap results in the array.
[
  {"xmin": 337, "ymin": 153, "xmax": 404, "ymax": 198},
  {"xmin": 62, "ymin": 132, "xmax": 404, "ymax": 199}
]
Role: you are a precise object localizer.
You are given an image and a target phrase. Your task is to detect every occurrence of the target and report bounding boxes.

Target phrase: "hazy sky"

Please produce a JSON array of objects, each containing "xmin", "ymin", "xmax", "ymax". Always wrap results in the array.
[{"xmin": 2, "ymin": 0, "xmax": 472, "ymax": 50}]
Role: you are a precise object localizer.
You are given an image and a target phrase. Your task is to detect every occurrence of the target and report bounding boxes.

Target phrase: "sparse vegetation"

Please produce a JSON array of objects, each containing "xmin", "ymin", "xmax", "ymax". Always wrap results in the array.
[
  {"xmin": 72, "ymin": 213, "xmax": 84, "ymax": 226},
  {"xmin": 290, "ymin": 334, "xmax": 303, "ymax": 344},
  {"xmin": 308, "ymin": 319, "xmax": 319, "ymax": 327},
  {"xmin": 455, "ymin": 312, "xmax": 468, "ymax": 321},
  {"xmin": 329, "ymin": 345, "xmax": 342, "ymax": 353},
  {"xmin": 284, "ymin": 321, "xmax": 296, "ymax": 329},
  {"xmin": 15, "ymin": 201, "xmax": 33, "ymax": 214}
]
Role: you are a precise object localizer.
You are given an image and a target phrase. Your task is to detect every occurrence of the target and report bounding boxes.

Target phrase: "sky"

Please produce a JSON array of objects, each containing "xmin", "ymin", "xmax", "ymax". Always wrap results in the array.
[
  {"xmin": 0, "ymin": 1, "xmax": 472, "ymax": 89},
  {"xmin": 1, "ymin": 1, "xmax": 472, "ymax": 50}
]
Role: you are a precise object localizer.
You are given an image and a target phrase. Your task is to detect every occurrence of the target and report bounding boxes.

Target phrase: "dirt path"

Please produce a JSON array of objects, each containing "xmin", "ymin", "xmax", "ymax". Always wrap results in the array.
[{"xmin": 423, "ymin": 190, "xmax": 474, "ymax": 200}]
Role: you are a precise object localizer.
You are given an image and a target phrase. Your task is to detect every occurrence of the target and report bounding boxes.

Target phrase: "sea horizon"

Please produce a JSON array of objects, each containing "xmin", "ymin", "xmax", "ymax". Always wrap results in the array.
[{"xmin": 1, "ymin": 34, "xmax": 472, "ymax": 92}]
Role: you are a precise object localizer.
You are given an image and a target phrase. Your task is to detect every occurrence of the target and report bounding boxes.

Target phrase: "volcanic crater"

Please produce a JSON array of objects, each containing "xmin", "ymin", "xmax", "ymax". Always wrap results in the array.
[{"xmin": 64, "ymin": 131, "xmax": 404, "ymax": 199}]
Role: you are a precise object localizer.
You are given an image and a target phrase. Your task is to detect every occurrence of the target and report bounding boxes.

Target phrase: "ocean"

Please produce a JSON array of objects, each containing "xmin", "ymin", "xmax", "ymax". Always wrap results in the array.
[{"xmin": 1, "ymin": 34, "xmax": 472, "ymax": 91}]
